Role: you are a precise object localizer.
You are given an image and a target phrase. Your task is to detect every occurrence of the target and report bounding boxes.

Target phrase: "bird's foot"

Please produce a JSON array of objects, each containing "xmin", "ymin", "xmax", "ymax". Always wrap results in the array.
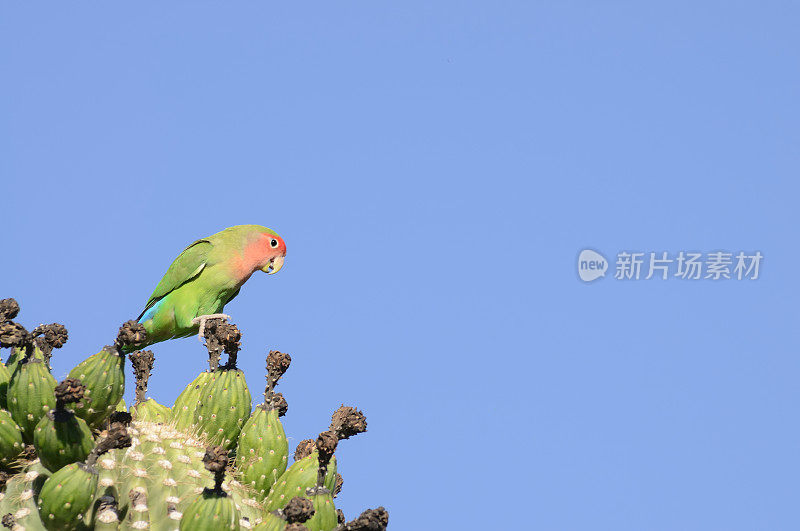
[{"xmin": 191, "ymin": 314, "xmax": 232, "ymax": 342}]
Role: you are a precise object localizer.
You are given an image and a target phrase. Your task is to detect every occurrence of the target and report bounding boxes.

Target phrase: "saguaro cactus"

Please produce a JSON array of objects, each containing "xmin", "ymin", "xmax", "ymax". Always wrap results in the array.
[{"xmin": 0, "ymin": 299, "xmax": 388, "ymax": 530}]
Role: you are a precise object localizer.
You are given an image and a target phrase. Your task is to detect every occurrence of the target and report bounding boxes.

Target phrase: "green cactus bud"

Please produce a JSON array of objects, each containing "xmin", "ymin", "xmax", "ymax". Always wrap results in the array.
[
  {"xmin": 36, "ymin": 462, "xmax": 97, "ymax": 530},
  {"xmin": 4, "ymin": 347, "xmax": 30, "ymax": 376},
  {"xmin": 3, "ymin": 346, "xmax": 44, "ymax": 385},
  {"xmin": 254, "ymin": 511, "xmax": 289, "ymax": 531},
  {"xmin": 171, "ymin": 371, "xmax": 215, "ymax": 431},
  {"xmin": 7, "ymin": 350, "xmax": 57, "ymax": 443},
  {"xmin": 265, "ymin": 453, "xmax": 337, "ymax": 512},
  {"xmin": 33, "ymin": 379, "xmax": 94, "ymax": 473},
  {"xmin": 192, "ymin": 320, "xmax": 251, "ymax": 449},
  {"xmin": 37, "ymin": 426, "xmax": 131, "ymax": 531},
  {"xmin": 0, "ymin": 409, "xmax": 24, "ymax": 471},
  {"xmin": 115, "ymin": 397, "xmax": 127, "ymax": 413},
  {"xmin": 236, "ymin": 403, "xmax": 289, "ymax": 500},
  {"xmin": 302, "ymin": 488, "xmax": 337, "ymax": 531},
  {"xmin": 30, "ymin": 325, "xmax": 68, "ymax": 371},
  {"xmin": 180, "ymin": 445, "xmax": 241, "ymax": 531},
  {"xmin": 195, "ymin": 369, "xmax": 251, "ymax": 450},
  {"xmin": 255, "ymin": 496, "xmax": 315, "ymax": 531},
  {"xmin": 0, "ymin": 362, "xmax": 11, "ymax": 411},
  {"xmin": 131, "ymin": 398, "xmax": 171, "ymax": 423},
  {"xmin": 179, "ymin": 488, "xmax": 241, "ymax": 531},
  {"xmin": 68, "ymin": 345, "xmax": 125, "ymax": 429},
  {"xmin": 236, "ymin": 351, "xmax": 292, "ymax": 500}
]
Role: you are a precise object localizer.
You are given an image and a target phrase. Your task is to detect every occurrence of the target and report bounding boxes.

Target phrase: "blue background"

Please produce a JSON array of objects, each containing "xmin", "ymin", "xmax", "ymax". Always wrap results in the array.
[{"xmin": 2, "ymin": 3, "xmax": 797, "ymax": 529}]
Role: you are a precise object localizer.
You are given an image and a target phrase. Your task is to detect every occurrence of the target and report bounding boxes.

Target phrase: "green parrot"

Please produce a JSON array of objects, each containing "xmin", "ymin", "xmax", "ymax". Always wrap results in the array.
[{"xmin": 135, "ymin": 225, "xmax": 286, "ymax": 347}]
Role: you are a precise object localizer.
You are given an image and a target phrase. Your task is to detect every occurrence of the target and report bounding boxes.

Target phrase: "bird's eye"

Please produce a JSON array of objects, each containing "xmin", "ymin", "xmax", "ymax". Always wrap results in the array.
[{"xmin": 270, "ymin": 239, "xmax": 279, "ymax": 248}]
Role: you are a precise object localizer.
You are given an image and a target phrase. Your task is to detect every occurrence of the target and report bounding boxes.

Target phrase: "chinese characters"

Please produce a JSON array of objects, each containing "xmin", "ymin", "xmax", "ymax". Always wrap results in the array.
[{"xmin": 613, "ymin": 251, "xmax": 762, "ymax": 280}]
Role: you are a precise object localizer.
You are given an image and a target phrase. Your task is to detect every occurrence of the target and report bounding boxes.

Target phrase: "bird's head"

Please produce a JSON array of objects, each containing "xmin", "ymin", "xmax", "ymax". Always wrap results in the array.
[{"xmin": 259, "ymin": 230, "xmax": 287, "ymax": 275}]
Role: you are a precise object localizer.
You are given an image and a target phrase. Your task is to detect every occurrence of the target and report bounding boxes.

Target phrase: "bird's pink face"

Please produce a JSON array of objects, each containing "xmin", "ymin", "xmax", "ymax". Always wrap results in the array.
[{"xmin": 259, "ymin": 232, "xmax": 287, "ymax": 275}]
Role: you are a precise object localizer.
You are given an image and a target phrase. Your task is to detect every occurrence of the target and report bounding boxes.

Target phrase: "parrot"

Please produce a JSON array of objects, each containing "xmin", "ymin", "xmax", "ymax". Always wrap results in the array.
[{"xmin": 133, "ymin": 225, "xmax": 286, "ymax": 348}]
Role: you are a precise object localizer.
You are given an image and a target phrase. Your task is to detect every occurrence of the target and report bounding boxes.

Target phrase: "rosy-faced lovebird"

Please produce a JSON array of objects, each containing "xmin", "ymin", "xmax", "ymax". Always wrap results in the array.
[{"xmin": 134, "ymin": 225, "xmax": 286, "ymax": 347}]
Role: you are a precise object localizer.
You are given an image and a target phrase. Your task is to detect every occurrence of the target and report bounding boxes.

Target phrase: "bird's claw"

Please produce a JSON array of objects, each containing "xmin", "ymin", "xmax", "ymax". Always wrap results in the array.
[{"xmin": 191, "ymin": 314, "xmax": 232, "ymax": 342}]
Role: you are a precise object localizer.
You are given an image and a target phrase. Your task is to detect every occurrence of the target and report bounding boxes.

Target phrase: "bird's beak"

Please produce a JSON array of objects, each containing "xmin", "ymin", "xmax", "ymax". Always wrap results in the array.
[{"xmin": 263, "ymin": 254, "xmax": 285, "ymax": 275}]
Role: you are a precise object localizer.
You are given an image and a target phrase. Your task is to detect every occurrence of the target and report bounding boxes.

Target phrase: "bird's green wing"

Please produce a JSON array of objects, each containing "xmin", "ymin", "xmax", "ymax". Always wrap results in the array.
[{"xmin": 137, "ymin": 239, "xmax": 214, "ymax": 320}]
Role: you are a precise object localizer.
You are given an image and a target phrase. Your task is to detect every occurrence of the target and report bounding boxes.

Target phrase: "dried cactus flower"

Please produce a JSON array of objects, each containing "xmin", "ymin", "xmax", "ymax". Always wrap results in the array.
[
  {"xmin": 200, "ymin": 318, "xmax": 242, "ymax": 370},
  {"xmin": 53, "ymin": 377, "xmax": 86, "ymax": 405},
  {"xmin": 0, "ymin": 298, "xmax": 20, "ymax": 322},
  {"xmin": 108, "ymin": 410, "xmax": 132, "ymax": 426},
  {"xmin": 330, "ymin": 405, "xmax": 368, "ymax": 440},
  {"xmin": 218, "ymin": 321, "xmax": 242, "ymax": 351},
  {"xmin": 105, "ymin": 410, "xmax": 133, "ymax": 434},
  {"xmin": 105, "ymin": 425, "xmax": 132, "ymax": 449},
  {"xmin": 267, "ymin": 350, "xmax": 292, "ymax": 383},
  {"xmin": 0, "ymin": 321, "xmax": 29, "ymax": 348},
  {"xmin": 266, "ymin": 391, "xmax": 289, "ymax": 417},
  {"xmin": 294, "ymin": 438, "xmax": 316, "ymax": 461},
  {"xmin": 128, "ymin": 349, "xmax": 155, "ymax": 404},
  {"xmin": 202, "ymin": 444, "xmax": 229, "ymax": 474},
  {"xmin": 340, "ymin": 507, "xmax": 390, "ymax": 531},
  {"xmin": 283, "ymin": 496, "xmax": 315, "ymax": 524},
  {"xmin": 31, "ymin": 323, "xmax": 68, "ymax": 349},
  {"xmin": 316, "ymin": 431, "xmax": 339, "ymax": 462},
  {"xmin": 116, "ymin": 320, "xmax": 147, "ymax": 348},
  {"xmin": 22, "ymin": 444, "xmax": 36, "ymax": 461},
  {"xmin": 86, "ymin": 425, "xmax": 132, "ymax": 467}
]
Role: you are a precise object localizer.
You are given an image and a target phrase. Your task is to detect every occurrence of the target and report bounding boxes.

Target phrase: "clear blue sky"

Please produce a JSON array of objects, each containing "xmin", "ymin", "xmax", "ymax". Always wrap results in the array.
[{"xmin": 2, "ymin": 3, "xmax": 798, "ymax": 529}]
